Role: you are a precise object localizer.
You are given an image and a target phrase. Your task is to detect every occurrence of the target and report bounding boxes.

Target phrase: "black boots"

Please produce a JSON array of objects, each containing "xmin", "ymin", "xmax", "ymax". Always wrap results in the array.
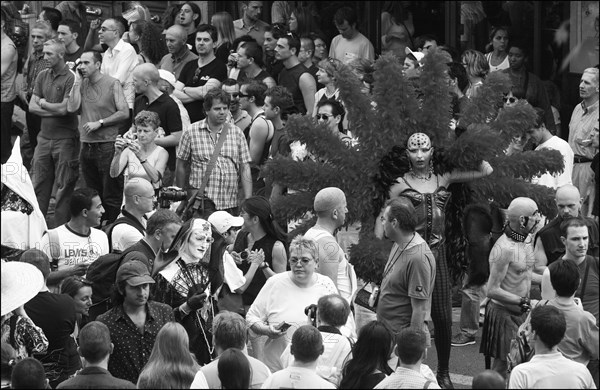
[{"xmin": 437, "ymin": 369, "xmax": 454, "ymax": 389}]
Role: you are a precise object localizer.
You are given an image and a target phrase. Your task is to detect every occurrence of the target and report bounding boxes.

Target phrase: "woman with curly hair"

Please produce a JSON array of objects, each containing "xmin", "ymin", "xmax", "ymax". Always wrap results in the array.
[
  {"xmin": 211, "ymin": 12, "xmax": 236, "ymax": 64},
  {"xmin": 137, "ymin": 322, "xmax": 200, "ymax": 388},
  {"xmin": 461, "ymin": 49, "xmax": 489, "ymax": 99},
  {"xmin": 129, "ymin": 20, "xmax": 168, "ymax": 66}
]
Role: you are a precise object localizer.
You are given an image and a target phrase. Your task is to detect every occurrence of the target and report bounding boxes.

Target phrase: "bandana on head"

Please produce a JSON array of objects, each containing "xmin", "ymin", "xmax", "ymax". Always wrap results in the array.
[{"xmin": 407, "ymin": 133, "xmax": 431, "ymax": 149}]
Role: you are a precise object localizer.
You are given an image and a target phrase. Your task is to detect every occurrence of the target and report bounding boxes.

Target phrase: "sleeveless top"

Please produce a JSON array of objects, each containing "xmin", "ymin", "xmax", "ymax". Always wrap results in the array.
[
  {"xmin": 233, "ymin": 230, "xmax": 278, "ymax": 306},
  {"xmin": 486, "ymin": 52, "xmax": 510, "ymax": 72},
  {"xmin": 397, "ymin": 176, "xmax": 452, "ymax": 249},
  {"xmin": 243, "ymin": 112, "xmax": 274, "ymax": 167},
  {"xmin": 278, "ymin": 63, "xmax": 309, "ymax": 114},
  {"xmin": 1, "ymin": 38, "xmax": 18, "ymax": 102},
  {"xmin": 123, "ymin": 145, "xmax": 166, "ymax": 189},
  {"xmin": 239, "ymin": 69, "xmax": 273, "ymax": 85}
]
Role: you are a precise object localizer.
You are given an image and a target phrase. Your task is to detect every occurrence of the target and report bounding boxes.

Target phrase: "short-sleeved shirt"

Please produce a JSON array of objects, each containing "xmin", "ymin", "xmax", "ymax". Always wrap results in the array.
[
  {"xmin": 177, "ymin": 119, "xmax": 251, "ymax": 209},
  {"xmin": 34, "ymin": 64, "xmax": 78, "ymax": 139},
  {"xmin": 159, "ymin": 48, "xmax": 198, "ymax": 79},
  {"xmin": 1, "ymin": 36, "xmax": 18, "ymax": 102},
  {"xmin": 261, "ymin": 367, "xmax": 336, "ymax": 389},
  {"xmin": 569, "ymin": 100, "xmax": 599, "ymax": 159},
  {"xmin": 134, "ymin": 92, "xmax": 182, "ymax": 170},
  {"xmin": 196, "ymin": 353, "xmax": 271, "ymax": 389},
  {"xmin": 97, "ymin": 301, "xmax": 175, "ymax": 384},
  {"xmin": 377, "ymin": 236, "xmax": 435, "ymax": 343},
  {"xmin": 64, "ymin": 46, "xmax": 84, "ymax": 66},
  {"xmin": 329, "ymin": 32, "xmax": 375, "ymax": 64},
  {"xmin": 374, "ymin": 367, "xmax": 441, "ymax": 389},
  {"xmin": 233, "ymin": 18, "xmax": 269, "ymax": 46},
  {"xmin": 178, "ymin": 58, "xmax": 227, "ymax": 123},
  {"xmin": 79, "ymin": 73, "xmax": 126, "ymax": 143}
]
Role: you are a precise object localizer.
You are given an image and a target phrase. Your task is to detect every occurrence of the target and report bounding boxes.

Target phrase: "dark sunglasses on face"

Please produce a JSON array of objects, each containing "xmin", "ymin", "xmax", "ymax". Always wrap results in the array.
[
  {"xmin": 316, "ymin": 113, "xmax": 333, "ymax": 120},
  {"xmin": 503, "ymin": 96, "xmax": 517, "ymax": 104}
]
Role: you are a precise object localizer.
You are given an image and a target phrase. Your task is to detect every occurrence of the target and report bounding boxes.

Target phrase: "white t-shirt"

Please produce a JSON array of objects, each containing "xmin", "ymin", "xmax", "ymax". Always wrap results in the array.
[
  {"xmin": 246, "ymin": 272, "xmax": 338, "ymax": 372},
  {"xmin": 509, "ymin": 351, "xmax": 595, "ymax": 388},
  {"xmin": 40, "ymin": 224, "xmax": 109, "ymax": 284},
  {"xmin": 329, "ymin": 32, "xmax": 375, "ymax": 64},
  {"xmin": 261, "ymin": 366, "xmax": 336, "ymax": 389},
  {"xmin": 280, "ymin": 331, "xmax": 352, "ymax": 385},
  {"xmin": 532, "ymin": 136, "xmax": 574, "ymax": 189},
  {"xmin": 192, "ymin": 353, "xmax": 271, "ymax": 389},
  {"xmin": 110, "ymin": 215, "xmax": 146, "ymax": 252}
]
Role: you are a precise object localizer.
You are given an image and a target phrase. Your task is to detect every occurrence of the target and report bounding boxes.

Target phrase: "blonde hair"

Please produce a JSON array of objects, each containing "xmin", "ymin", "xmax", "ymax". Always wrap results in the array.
[
  {"xmin": 136, "ymin": 322, "xmax": 200, "ymax": 389},
  {"xmin": 289, "ymin": 235, "xmax": 319, "ymax": 262},
  {"xmin": 212, "ymin": 12, "xmax": 236, "ymax": 48},
  {"xmin": 461, "ymin": 49, "xmax": 489, "ymax": 79}
]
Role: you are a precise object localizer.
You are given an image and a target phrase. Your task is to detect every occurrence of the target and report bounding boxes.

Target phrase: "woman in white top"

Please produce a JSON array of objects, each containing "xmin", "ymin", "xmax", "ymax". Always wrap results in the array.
[
  {"xmin": 485, "ymin": 26, "xmax": 510, "ymax": 72},
  {"xmin": 313, "ymin": 58, "xmax": 342, "ymax": 116},
  {"xmin": 462, "ymin": 49, "xmax": 489, "ymax": 99},
  {"xmin": 246, "ymin": 235, "xmax": 339, "ymax": 373},
  {"xmin": 110, "ymin": 110, "xmax": 168, "ymax": 190}
]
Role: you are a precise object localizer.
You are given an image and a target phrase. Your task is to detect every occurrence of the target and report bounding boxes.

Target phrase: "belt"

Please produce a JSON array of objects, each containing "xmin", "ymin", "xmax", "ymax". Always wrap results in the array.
[{"xmin": 574, "ymin": 155, "xmax": 593, "ymax": 164}]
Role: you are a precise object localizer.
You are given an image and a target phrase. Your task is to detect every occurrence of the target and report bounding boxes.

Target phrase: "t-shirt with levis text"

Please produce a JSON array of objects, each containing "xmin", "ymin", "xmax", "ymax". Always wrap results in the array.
[
  {"xmin": 178, "ymin": 58, "xmax": 227, "ymax": 123},
  {"xmin": 39, "ymin": 224, "xmax": 109, "ymax": 275}
]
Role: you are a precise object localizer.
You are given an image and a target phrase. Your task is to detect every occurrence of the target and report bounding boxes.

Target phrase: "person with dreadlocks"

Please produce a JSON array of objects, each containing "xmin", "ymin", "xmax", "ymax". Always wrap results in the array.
[
  {"xmin": 375, "ymin": 132, "xmax": 493, "ymax": 388},
  {"xmin": 151, "ymin": 217, "xmax": 243, "ymax": 365}
]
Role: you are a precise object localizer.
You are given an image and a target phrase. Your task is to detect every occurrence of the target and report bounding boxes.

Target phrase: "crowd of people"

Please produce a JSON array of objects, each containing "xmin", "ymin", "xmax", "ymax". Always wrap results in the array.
[{"xmin": 1, "ymin": 0, "xmax": 599, "ymax": 389}]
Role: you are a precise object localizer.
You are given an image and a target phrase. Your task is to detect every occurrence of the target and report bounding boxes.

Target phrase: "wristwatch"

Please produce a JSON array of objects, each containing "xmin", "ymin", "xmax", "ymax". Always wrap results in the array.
[{"xmin": 99, "ymin": 119, "xmax": 104, "ymax": 127}]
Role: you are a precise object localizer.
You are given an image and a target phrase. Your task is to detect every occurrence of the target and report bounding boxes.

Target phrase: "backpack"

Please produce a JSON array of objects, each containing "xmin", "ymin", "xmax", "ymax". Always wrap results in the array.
[
  {"xmin": 86, "ymin": 250, "xmax": 127, "ymax": 319},
  {"xmin": 102, "ymin": 215, "xmax": 145, "ymax": 252}
]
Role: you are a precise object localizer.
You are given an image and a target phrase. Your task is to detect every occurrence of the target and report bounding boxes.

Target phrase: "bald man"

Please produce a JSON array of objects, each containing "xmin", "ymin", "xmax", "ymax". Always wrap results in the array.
[
  {"xmin": 109, "ymin": 178, "xmax": 154, "ymax": 252},
  {"xmin": 159, "ymin": 25, "xmax": 198, "ymax": 79},
  {"xmin": 535, "ymin": 185, "xmax": 599, "ymax": 271},
  {"xmin": 132, "ymin": 63, "xmax": 183, "ymax": 185},
  {"xmin": 29, "ymin": 39, "xmax": 80, "ymax": 228},
  {"xmin": 480, "ymin": 197, "xmax": 542, "ymax": 378}
]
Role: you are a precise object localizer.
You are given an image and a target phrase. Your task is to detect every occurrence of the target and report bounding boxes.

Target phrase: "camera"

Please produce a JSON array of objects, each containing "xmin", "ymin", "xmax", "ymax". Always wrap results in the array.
[
  {"xmin": 227, "ymin": 58, "xmax": 238, "ymax": 68},
  {"xmin": 158, "ymin": 186, "xmax": 188, "ymax": 209},
  {"xmin": 304, "ymin": 304, "xmax": 317, "ymax": 327},
  {"xmin": 240, "ymin": 250, "xmax": 249, "ymax": 260}
]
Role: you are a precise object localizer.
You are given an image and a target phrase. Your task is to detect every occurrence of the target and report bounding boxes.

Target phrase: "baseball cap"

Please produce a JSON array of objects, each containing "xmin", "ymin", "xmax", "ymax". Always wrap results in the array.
[
  {"xmin": 116, "ymin": 260, "xmax": 155, "ymax": 286},
  {"xmin": 314, "ymin": 187, "xmax": 346, "ymax": 212},
  {"xmin": 158, "ymin": 69, "xmax": 177, "ymax": 88},
  {"xmin": 208, "ymin": 211, "xmax": 244, "ymax": 234},
  {"xmin": 405, "ymin": 47, "xmax": 425, "ymax": 62}
]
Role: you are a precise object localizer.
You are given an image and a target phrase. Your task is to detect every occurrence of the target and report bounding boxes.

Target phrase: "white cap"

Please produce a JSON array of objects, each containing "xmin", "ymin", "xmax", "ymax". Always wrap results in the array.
[
  {"xmin": 208, "ymin": 211, "xmax": 244, "ymax": 234},
  {"xmin": 158, "ymin": 69, "xmax": 177, "ymax": 88},
  {"xmin": 405, "ymin": 47, "xmax": 425, "ymax": 62}
]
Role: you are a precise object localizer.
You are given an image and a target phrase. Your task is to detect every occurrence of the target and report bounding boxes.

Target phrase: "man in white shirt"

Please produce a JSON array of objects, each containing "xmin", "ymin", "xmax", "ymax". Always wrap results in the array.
[
  {"xmin": 329, "ymin": 7, "xmax": 375, "ymax": 64},
  {"xmin": 375, "ymin": 328, "xmax": 441, "ymax": 389},
  {"xmin": 99, "ymin": 18, "xmax": 138, "ymax": 111},
  {"xmin": 304, "ymin": 187, "xmax": 356, "ymax": 303},
  {"xmin": 190, "ymin": 311, "xmax": 271, "ymax": 389},
  {"xmin": 262, "ymin": 325, "xmax": 336, "ymax": 389},
  {"xmin": 40, "ymin": 187, "xmax": 109, "ymax": 291},
  {"xmin": 527, "ymin": 107, "xmax": 574, "ymax": 189},
  {"xmin": 110, "ymin": 178, "xmax": 154, "ymax": 252},
  {"xmin": 280, "ymin": 294, "xmax": 353, "ymax": 386},
  {"xmin": 509, "ymin": 305, "xmax": 595, "ymax": 389}
]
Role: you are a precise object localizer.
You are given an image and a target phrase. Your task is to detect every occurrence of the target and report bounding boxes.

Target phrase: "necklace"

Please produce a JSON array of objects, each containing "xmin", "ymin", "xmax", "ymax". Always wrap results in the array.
[
  {"xmin": 382, "ymin": 233, "xmax": 415, "ymax": 282},
  {"xmin": 195, "ymin": 301, "xmax": 215, "ymax": 357},
  {"xmin": 507, "ymin": 226, "xmax": 527, "ymax": 242},
  {"xmin": 409, "ymin": 170, "xmax": 432, "ymax": 181}
]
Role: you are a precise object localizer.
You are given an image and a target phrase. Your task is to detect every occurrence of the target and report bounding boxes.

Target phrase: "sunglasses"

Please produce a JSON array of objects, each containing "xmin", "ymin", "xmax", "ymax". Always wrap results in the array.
[
  {"xmin": 238, "ymin": 92, "xmax": 251, "ymax": 98},
  {"xmin": 503, "ymin": 96, "xmax": 517, "ymax": 104},
  {"xmin": 289, "ymin": 258, "xmax": 313, "ymax": 266},
  {"xmin": 316, "ymin": 114, "xmax": 333, "ymax": 120},
  {"xmin": 229, "ymin": 93, "xmax": 240, "ymax": 99}
]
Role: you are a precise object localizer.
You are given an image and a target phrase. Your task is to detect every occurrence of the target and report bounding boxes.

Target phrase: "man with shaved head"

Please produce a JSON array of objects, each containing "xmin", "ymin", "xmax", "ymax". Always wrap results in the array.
[
  {"xmin": 132, "ymin": 63, "xmax": 183, "ymax": 185},
  {"xmin": 29, "ymin": 39, "xmax": 79, "ymax": 228},
  {"xmin": 480, "ymin": 197, "xmax": 542, "ymax": 378},
  {"xmin": 534, "ymin": 184, "xmax": 599, "ymax": 270},
  {"xmin": 109, "ymin": 178, "xmax": 155, "ymax": 252},
  {"xmin": 159, "ymin": 25, "xmax": 198, "ymax": 79},
  {"xmin": 99, "ymin": 18, "xmax": 138, "ymax": 111},
  {"xmin": 67, "ymin": 50, "xmax": 129, "ymax": 224}
]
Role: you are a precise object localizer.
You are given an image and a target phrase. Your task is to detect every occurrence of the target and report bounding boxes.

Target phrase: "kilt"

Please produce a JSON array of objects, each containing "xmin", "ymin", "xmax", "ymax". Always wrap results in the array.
[{"xmin": 479, "ymin": 300, "xmax": 527, "ymax": 360}]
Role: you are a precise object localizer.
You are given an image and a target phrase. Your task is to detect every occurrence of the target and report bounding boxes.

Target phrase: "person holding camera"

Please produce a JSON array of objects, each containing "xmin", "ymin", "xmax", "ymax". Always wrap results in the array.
[
  {"xmin": 67, "ymin": 50, "xmax": 130, "ymax": 224},
  {"xmin": 110, "ymin": 110, "xmax": 168, "ymax": 193},
  {"xmin": 280, "ymin": 294, "xmax": 353, "ymax": 386}
]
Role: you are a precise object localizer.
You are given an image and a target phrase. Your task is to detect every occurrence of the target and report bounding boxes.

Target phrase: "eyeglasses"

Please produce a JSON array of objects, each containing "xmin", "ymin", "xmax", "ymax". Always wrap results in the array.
[
  {"xmin": 316, "ymin": 114, "xmax": 333, "ymax": 120},
  {"xmin": 503, "ymin": 96, "xmax": 517, "ymax": 104},
  {"xmin": 100, "ymin": 27, "xmax": 117, "ymax": 33},
  {"xmin": 137, "ymin": 194, "xmax": 157, "ymax": 201},
  {"xmin": 289, "ymin": 258, "xmax": 313, "ymax": 266}
]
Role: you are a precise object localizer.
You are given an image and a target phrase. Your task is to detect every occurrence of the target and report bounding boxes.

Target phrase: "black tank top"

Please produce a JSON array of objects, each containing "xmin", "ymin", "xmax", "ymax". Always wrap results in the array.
[
  {"xmin": 278, "ymin": 63, "xmax": 309, "ymax": 114},
  {"xmin": 233, "ymin": 230, "xmax": 277, "ymax": 305},
  {"xmin": 243, "ymin": 113, "xmax": 273, "ymax": 167}
]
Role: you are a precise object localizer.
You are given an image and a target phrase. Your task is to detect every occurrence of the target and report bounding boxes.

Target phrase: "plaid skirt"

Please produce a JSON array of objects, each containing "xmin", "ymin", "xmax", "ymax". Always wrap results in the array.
[{"xmin": 479, "ymin": 300, "xmax": 526, "ymax": 360}]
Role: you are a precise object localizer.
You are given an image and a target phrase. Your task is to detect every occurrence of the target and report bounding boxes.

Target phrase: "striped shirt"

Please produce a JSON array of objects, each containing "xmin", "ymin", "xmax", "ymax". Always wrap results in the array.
[{"xmin": 177, "ymin": 119, "xmax": 251, "ymax": 209}]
